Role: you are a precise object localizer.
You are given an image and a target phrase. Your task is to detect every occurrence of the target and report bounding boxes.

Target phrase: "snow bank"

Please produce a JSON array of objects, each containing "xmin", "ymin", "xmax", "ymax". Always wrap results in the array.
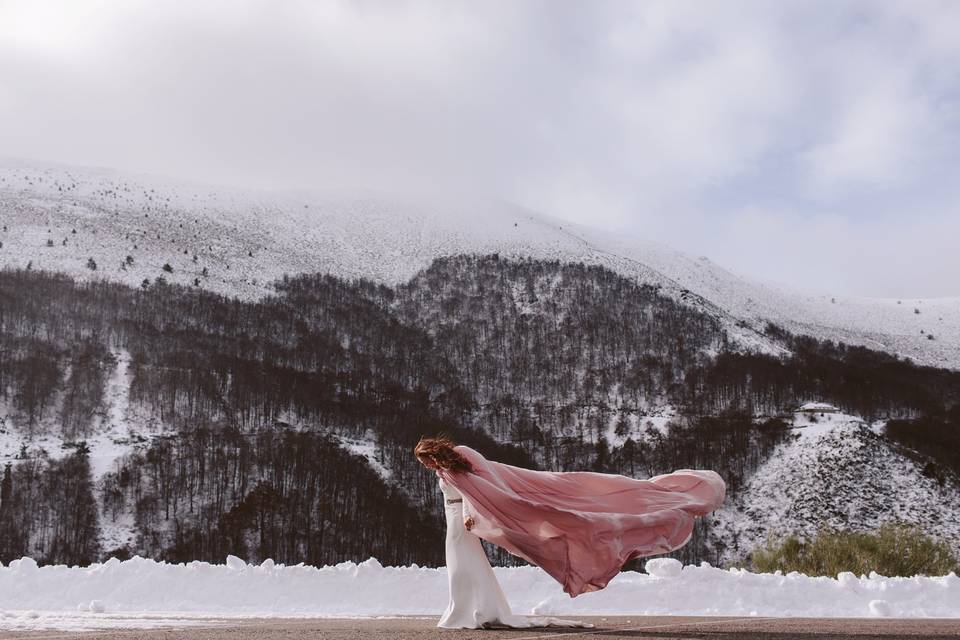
[{"xmin": 1, "ymin": 555, "xmax": 958, "ymax": 630}]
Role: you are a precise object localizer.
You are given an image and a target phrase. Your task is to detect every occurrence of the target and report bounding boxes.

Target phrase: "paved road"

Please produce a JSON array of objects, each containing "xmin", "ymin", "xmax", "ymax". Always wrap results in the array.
[{"xmin": 4, "ymin": 616, "xmax": 960, "ymax": 640}]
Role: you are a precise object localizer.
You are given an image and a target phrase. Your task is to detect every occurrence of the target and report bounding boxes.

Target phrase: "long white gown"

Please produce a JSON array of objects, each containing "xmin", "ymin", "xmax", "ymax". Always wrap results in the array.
[{"xmin": 437, "ymin": 476, "xmax": 591, "ymax": 629}]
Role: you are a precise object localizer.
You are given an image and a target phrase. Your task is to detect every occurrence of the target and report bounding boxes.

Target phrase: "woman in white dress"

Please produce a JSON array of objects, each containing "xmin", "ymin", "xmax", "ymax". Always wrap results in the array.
[{"xmin": 418, "ymin": 440, "xmax": 591, "ymax": 629}]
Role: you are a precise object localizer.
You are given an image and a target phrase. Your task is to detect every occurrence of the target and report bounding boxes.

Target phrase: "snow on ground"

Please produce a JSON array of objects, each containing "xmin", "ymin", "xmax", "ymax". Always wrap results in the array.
[
  {"xmin": 1, "ymin": 350, "xmax": 158, "ymax": 555},
  {"xmin": 334, "ymin": 433, "xmax": 392, "ymax": 481},
  {"xmin": 0, "ymin": 556, "xmax": 957, "ymax": 631},
  {"xmin": 711, "ymin": 410, "xmax": 960, "ymax": 565},
  {"xmin": 0, "ymin": 351, "xmax": 138, "ymax": 472},
  {"xmin": 797, "ymin": 402, "xmax": 839, "ymax": 412},
  {"xmin": 605, "ymin": 406, "xmax": 676, "ymax": 448},
  {"xmin": 0, "ymin": 611, "xmax": 228, "ymax": 633},
  {"xmin": 3, "ymin": 161, "xmax": 958, "ymax": 369}
]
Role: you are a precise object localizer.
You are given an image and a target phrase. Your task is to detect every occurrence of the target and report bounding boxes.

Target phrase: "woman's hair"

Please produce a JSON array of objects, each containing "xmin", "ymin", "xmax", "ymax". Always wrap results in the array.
[{"xmin": 414, "ymin": 435, "xmax": 474, "ymax": 473}]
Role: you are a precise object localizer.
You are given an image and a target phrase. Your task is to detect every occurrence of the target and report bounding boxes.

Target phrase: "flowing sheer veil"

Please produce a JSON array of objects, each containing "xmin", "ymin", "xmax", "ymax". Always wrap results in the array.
[{"xmin": 438, "ymin": 445, "xmax": 725, "ymax": 597}]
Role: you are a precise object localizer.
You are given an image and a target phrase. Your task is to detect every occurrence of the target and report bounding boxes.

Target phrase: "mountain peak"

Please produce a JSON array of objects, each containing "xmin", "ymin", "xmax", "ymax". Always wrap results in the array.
[{"xmin": 1, "ymin": 161, "xmax": 958, "ymax": 369}]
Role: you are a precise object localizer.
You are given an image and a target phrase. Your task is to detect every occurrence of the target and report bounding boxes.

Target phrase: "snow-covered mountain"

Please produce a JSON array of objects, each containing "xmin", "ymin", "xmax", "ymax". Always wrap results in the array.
[
  {"xmin": 2, "ymin": 160, "xmax": 958, "ymax": 568},
  {"xmin": 2, "ymin": 160, "xmax": 957, "ymax": 370}
]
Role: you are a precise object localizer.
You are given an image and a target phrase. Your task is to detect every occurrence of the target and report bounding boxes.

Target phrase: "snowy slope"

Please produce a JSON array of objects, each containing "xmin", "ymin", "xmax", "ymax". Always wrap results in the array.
[
  {"xmin": 711, "ymin": 410, "xmax": 960, "ymax": 564},
  {"xmin": 0, "ymin": 348, "xmax": 160, "ymax": 557},
  {"xmin": 3, "ymin": 161, "xmax": 958, "ymax": 368},
  {"xmin": 0, "ymin": 351, "xmax": 142, "ymax": 473}
]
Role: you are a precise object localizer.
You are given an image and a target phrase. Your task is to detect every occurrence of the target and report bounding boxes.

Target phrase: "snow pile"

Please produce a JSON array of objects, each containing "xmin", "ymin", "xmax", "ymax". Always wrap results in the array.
[{"xmin": 1, "ymin": 555, "xmax": 958, "ymax": 630}]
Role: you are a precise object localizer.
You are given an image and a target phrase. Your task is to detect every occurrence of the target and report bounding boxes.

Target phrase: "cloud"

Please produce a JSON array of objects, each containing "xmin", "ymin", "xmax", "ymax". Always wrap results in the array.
[
  {"xmin": 691, "ymin": 203, "xmax": 960, "ymax": 298},
  {"xmin": 0, "ymin": 0, "xmax": 958, "ymax": 296}
]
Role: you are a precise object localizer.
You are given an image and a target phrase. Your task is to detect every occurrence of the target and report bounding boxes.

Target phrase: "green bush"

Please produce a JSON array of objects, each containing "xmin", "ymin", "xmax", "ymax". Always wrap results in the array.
[{"xmin": 749, "ymin": 524, "xmax": 959, "ymax": 577}]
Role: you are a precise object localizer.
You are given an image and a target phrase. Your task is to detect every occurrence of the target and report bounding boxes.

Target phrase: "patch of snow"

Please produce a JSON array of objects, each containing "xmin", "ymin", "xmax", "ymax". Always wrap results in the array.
[
  {"xmin": 869, "ymin": 599, "xmax": 892, "ymax": 617},
  {"xmin": 104, "ymin": 350, "xmax": 132, "ymax": 432},
  {"xmin": 605, "ymin": 406, "xmax": 676, "ymax": 448},
  {"xmin": 334, "ymin": 433, "xmax": 392, "ymax": 481},
  {"xmin": 788, "ymin": 409, "xmax": 864, "ymax": 439},
  {"xmin": 98, "ymin": 507, "xmax": 137, "ymax": 556},
  {"xmin": 645, "ymin": 558, "xmax": 683, "ymax": 578},
  {"xmin": 0, "ymin": 350, "xmax": 160, "ymax": 556},
  {"xmin": 797, "ymin": 402, "xmax": 840, "ymax": 412},
  {"xmin": 869, "ymin": 420, "xmax": 887, "ymax": 436},
  {"xmin": 0, "ymin": 350, "xmax": 140, "ymax": 477}
]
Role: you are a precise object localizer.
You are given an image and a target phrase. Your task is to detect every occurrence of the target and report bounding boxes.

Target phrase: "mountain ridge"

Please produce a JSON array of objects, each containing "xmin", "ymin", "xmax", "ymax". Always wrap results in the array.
[{"xmin": 1, "ymin": 161, "xmax": 957, "ymax": 369}]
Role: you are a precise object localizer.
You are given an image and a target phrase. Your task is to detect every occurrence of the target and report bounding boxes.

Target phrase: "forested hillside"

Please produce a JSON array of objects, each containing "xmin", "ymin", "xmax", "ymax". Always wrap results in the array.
[
  {"xmin": 1, "ymin": 257, "xmax": 958, "ymax": 568},
  {"xmin": 396, "ymin": 256, "xmax": 726, "ymax": 449}
]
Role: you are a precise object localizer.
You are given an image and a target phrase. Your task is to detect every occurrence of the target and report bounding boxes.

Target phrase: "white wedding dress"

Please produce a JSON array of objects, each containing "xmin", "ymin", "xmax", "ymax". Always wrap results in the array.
[{"xmin": 437, "ymin": 476, "xmax": 591, "ymax": 629}]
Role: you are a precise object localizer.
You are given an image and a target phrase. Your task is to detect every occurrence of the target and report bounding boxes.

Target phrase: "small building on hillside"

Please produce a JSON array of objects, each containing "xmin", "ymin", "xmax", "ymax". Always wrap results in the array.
[{"xmin": 796, "ymin": 402, "xmax": 840, "ymax": 416}]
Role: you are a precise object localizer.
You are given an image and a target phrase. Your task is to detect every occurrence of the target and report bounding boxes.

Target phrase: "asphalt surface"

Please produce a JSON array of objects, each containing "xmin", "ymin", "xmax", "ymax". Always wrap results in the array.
[{"xmin": 4, "ymin": 616, "xmax": 960, "ymax": 640}]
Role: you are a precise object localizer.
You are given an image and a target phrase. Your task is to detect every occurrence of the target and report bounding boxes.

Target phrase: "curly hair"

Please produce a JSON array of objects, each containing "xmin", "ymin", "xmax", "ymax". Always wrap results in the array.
[{"xmin": 414, "ymin": 435, "xmax": 474, "ymax": 473}]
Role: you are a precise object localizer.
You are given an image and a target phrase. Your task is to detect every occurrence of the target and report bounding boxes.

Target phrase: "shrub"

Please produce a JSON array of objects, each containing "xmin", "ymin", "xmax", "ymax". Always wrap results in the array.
[{"xmin": 749, "ymin": 524, "xmax": 959, "ymax": 577}]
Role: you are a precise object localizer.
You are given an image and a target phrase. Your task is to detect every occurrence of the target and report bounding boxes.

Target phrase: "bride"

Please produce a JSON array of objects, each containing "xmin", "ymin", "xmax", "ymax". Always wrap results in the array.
[{"xmin": 414, "ymin": 435, "xmax": 725, "ymax": 630}]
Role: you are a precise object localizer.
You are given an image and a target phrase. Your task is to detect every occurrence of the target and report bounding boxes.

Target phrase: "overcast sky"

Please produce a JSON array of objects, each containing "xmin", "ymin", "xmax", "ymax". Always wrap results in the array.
[{"xmin": 1, "ymin": 1, "xmax": 958, "ymax": 297}]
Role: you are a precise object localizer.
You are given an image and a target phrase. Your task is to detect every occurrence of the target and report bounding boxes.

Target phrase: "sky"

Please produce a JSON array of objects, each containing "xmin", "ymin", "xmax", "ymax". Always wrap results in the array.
[{"xmin": 1, "ymin": 0, "xmax": 958, "ymax": 297}]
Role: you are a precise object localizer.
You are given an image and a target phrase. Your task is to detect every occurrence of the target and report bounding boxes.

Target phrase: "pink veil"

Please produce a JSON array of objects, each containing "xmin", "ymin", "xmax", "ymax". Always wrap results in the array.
[{"xmin": 438, "ymin": 445, "xmax": 725, "ymax": 597}]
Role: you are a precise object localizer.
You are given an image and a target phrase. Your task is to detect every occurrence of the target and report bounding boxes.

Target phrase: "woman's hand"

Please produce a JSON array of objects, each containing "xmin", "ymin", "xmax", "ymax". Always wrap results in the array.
[{"xmin": 464, "ymin": 516, "xmax": 475, "ymax": 531}]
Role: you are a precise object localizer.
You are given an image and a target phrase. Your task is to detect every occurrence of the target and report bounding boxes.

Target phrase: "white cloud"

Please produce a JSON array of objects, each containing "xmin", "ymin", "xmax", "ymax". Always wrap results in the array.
[
  {"xmin": 0, "ymin": 0, "xmax": 958, "ymax": 295},
  {"xmin": 675, "ymin": 202, "xmax": 960, "ymax": 298}
]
